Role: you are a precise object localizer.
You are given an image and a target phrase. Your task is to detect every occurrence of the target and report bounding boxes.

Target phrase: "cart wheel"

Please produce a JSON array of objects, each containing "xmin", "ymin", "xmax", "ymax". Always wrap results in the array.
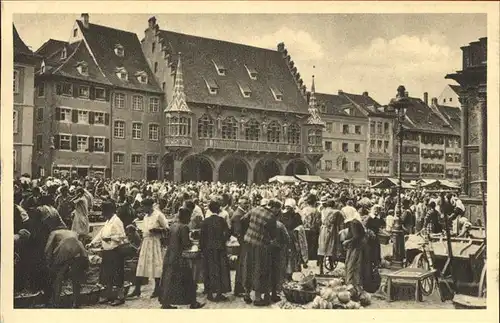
[
  {"xmin": 324, "ymin": 256, "xmax": 338, "ymax": 271},
  {"xmin": 478, "ymin": 262, "xmax": 487, "ymax": 298},
  {"xmin": 411, "ymin": 253, "xmax": 435, "ymax": 296}
]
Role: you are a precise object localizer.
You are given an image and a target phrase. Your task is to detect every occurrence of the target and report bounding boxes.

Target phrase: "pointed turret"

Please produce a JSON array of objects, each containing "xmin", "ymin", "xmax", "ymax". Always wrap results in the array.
[
  {"xmin": 306, "ymin": 73, "xmax": 325, "ymax": 126},
  {"xmin": 165, "ymin": 52, "xmax": 191, "ymax": 113}
]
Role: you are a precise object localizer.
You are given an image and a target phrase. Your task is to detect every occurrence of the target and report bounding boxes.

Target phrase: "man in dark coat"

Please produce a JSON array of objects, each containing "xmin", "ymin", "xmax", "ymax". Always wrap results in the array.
[{"xmin": 230, "ymin": 196, "xmax": 251, "ymax": 296}]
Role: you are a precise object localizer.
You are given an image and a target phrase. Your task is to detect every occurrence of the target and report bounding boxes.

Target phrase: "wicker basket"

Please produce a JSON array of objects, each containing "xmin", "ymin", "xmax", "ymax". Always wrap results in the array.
[
  {"xmin": 282, "ymin": 286, "xmax": 318, "ymax": 305},
  {"xmin": 14, "ymin": 291, "xmax": 43, "ymax": 308}
]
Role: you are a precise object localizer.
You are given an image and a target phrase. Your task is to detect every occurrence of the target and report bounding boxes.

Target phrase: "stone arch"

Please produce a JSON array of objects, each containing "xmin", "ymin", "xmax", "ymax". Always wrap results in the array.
[
  {"xmin": 285, "ymin": 158, "xmax": 311, "ymax": 176},
  {"xmin": 181, "ymin": 154, "xmax": 214, "ymax": 182},
  {"xmin": 218, "ymin": 156, "xmax": 250, "ymax": 183},
  {"xmin": 253, "ymin": 158, "xmax": 282, "ymax": 184}
]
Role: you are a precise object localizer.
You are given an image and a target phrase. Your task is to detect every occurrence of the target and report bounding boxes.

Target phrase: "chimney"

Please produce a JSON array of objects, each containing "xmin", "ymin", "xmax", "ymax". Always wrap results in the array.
[
  {"xmin": 338, "ymin": 89, "xmax": 343, "ymax": 95},
  {"xmin": 431, "ymin": 97, "xmax": 438, "ymax": 106},
  {"xmin": 148, "ymin": 16, "xmax": 157, "ymax": 29},
  {"xmin": 81, "ymin": 13, "xmax": 89, "ymax": 28},
  {"xmin": 362, "ymin": 91, "xmax": 369, "ymax": 96},
  {"xmin": 423, "ymin": 92, "xmax": 429, "ymax": 105},
  {"xmin": 277, "ymin": 42, "xmax": 285, "ymax": 52}
]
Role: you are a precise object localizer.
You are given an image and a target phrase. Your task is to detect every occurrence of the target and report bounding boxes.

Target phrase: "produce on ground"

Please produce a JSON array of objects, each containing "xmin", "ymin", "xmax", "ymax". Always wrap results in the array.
[{"xmin": 311, "ymin": 282, "xmax": 370, "ymax": 310}]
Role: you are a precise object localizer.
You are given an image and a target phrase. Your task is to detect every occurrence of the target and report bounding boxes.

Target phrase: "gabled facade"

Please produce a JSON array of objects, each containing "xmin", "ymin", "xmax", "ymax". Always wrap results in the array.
[
  {"xmin": 13, "ymin": 25, "xmax": 39, "ymax": 177},
  {"xmin": 437, "ymin": 84, "xmax": 461, "ymax": 109},
  {"xmin": 141, "ymin": 17, "xmax": 323, "ymax": 184},
  {"xmin": 316, "ymin": 93, "xmax": 369, "ymax": 183},
  {"xmin": 33, "ymin": 14, "xmax": 163, "ymax": 180}
]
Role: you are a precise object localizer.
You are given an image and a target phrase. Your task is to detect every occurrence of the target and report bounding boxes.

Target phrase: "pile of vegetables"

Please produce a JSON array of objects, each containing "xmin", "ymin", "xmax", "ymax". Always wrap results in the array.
[{"xmin": 311, "ymin": 278, "xmax": 372, "ymax": 309}]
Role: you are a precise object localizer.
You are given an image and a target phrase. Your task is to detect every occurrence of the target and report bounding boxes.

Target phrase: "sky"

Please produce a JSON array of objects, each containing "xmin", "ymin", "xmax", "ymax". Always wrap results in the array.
[{"xmin": 13, "ymin": 13, "xmax": 486, "ymax": 104}]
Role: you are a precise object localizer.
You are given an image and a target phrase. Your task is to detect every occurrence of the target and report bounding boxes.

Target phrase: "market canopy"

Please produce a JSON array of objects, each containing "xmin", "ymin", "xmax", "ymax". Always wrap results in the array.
[
  {"xmin": 268, "ymin": 175, "xmax": 300, "ymax": 184},
  {"xmin": 420, "ymin": 179, "xmax": 461, "ymax": 190},
  {"xmin": 371, "ymin": 178, "xmax": 414, "ymax": 189},
  {"xmin": 327, "ymin": 178, "xmax": 350, "ymax": 184},
  {"xmin": 294, "ymin": 175, "xmax": 329, "ymax": 183}
]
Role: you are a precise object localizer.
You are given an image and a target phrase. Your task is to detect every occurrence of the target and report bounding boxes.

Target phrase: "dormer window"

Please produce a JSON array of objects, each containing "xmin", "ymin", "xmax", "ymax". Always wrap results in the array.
[
  {"xmin": 135, "ymin": 71, "xmax": 148, "ymax": 84},
  {"xmin": 212, "ymin": 60, "xmax": 226, "ymax": 76},
  {"xmin": 204, "ymin": 78, "xmax": 219, "ymax": 95},
  {"xmin": 238, "ymin": 83, "xmax": 252, "ymax": 98},
  {"xmin": 114, "ymin": 44, "xmax": 124, "ymax": 57},
  {"xmin": 270, "ymin": 86, "xmax": 283, "ymax": 101},
  {"xmin": 61, "ymin": 47, "xmax": 67, "ymax": 60},
  {"xmin": 245, "ymin": 65, "xmax": 258, "ymax": 80},
  {"xmin": 76, "ymin": 61, "xmax": 88, "ymax": 76},
  {"xmin": 115, "ymin": 67, "xmax": 128, "ymax": 81},
  {"xmin": 40, "ymin": 60, "xmax": 46, "ymax": 74}
]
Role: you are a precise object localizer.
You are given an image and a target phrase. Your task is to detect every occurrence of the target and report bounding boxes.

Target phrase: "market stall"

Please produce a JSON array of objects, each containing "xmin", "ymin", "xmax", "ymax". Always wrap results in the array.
[
  {"xmin": 268, "ymin": 175, "xmax": 301, "ymax": 184},
  {"xmin": 294, "ymin": 175, "xmax": 329, "ymax": 184},
  {"xmin": 371, "ymin": 178, "xmax": 414, "ymax": 189}
]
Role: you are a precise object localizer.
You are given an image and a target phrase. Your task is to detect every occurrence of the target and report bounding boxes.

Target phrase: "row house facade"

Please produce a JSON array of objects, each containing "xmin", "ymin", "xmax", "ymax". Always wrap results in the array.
[
  {"xmin": 33, "ymin": 14, "xmax": 163, "ymax": 180},
  {"xmin": 142, "ymin": 17, "xmax": 324, "ymax": 184},
  {"xmin": 13, "ymin": 25, "xmax": 39, "ymax": 177},
  {"xmin": 316, "ymin": 93, "xmax": 369, "ymax": 183},
  {"xmin": 394, "ymin": 94, "xmax": 461, "ymax": 182}
]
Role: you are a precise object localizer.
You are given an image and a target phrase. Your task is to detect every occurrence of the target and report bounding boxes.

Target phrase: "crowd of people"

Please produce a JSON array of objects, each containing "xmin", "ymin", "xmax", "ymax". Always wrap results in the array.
[{"xmin": 13, "ymin": 173, "xmax": 472, "ymax": 308}]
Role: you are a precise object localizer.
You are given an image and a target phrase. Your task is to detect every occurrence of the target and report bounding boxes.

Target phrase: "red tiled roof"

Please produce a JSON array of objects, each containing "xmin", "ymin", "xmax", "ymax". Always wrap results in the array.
[
  {"xmin": 157, "ymin": 30, "xmax": 309, "ymax": 114},
  {"xmin": 341, "ymin": 91, "xmax": 394, "ymax": 117},
  {"xmin": 36, "ymin": 39, "xmax": 68, "ymax": 58},
  {"xmin": 76, "ymin": 21, "xmax": 162, "ymax": 93},
  {"xmin": 13, "ymin": 24, "xmax": 33, "ymax": 56},
  {"xmin": 315, "ymin": 93, "xmax": 354, "ymax": 117},
  {"xmin": 436, "ymin": 105, "xmax": 461, "ymax": 134},
  {"xmin": 405, "ymin": 97, "xmax": 457, "ymax": 135}
]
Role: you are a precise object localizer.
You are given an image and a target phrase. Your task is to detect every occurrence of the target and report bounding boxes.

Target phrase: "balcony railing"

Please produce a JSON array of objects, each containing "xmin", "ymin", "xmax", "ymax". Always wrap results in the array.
[
  {"xmin": 199, "ymin": 138, "xmax": 302, "ymax": 154},
  {"xmin": 165, "ymin": 136, "xmax": 192, "ymax": 147}
]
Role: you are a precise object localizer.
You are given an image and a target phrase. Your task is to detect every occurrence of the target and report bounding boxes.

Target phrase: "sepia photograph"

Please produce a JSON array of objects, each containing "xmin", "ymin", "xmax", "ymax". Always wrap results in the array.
[{"xmin": 2, "ymin": 2, "xmax": 498, "ymax": 319}]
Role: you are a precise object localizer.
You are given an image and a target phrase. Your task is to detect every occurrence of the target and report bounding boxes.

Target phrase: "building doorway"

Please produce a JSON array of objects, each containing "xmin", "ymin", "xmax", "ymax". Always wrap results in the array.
[
  {"xmin": 285, "ymin": 159, "xmax": 310, "ymax": 176},
  {"xmin": 254, "ymin": 159, "xmax": 281, "ymax": 184},
  {"xmin": 181, "ymin": 154, "xmax": 213, "ymax": 182},
  {"xmin": 219, "ymin": 157, "xmax": 248, "ymax": 183},
  {"xmin": 147, "ymin": 167, "xmax": 159, "ymax": 181}
]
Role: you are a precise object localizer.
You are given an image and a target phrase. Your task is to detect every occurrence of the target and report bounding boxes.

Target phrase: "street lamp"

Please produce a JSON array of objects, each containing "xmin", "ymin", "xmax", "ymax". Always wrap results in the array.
[{"xmin": 388, "ymin": 85, "xmax": 409, "ymax": 268}]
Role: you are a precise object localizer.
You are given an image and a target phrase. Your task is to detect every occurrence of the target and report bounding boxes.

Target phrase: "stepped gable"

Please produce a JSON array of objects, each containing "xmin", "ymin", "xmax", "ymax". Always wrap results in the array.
[
  {"xmin": 157, "ymin": 29, "xmax": 309, "ymax": 113},
  {"xmin": 405, "ymin": 97, "xmax": 457, "ymax": 135},
  {"xmin": 76, "ymin": 20, "xmax": 162, "ymax": 93},
  {"xmin": 315, "ymin": 93, "xmax": 354, "ymax": 116},
  {"xmin": 13, "ymin": 24, "xmax": 33, "ymax": 56}
]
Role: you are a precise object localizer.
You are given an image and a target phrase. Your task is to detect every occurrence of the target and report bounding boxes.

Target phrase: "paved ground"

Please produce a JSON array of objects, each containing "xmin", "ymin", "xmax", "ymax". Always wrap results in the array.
[{"xmin": 92, "ymin": 244, "xmax": 454, "ymax": 309}]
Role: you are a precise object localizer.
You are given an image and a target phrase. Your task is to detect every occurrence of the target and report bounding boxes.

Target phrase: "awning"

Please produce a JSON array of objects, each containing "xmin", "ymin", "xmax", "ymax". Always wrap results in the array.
[
  {"xmin": 350, "ymin": 178, "xmax": 372, "ymax": 186},
  {"xmin": 417, "ymin": 178, "xmax": 438, "ymax": 186},
  {"xmin": 371, "ymin": 178, "xmax": 414, "ymax": 189},
  {"xmin": 439, "ymin": 179, "xmax": 460, "ymax": 189},
  {"xmin": 327, "ymin": 178, "xmax": 349, "ymax": 184},
  {"xmin": 295, "ymin": 175, "xmax": 329, "ymax": 183},
  {"xmin": 268, "ymin": 175, "xmax": 300, "ymax": 184}
]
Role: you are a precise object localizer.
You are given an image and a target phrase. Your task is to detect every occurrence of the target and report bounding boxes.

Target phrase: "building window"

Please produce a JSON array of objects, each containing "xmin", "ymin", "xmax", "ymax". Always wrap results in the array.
[
  {"xmin": 114, "ymin": 120, "xmax": 125, "ymax": 138},
  {"xmin": 94, "ymin": 112, "xmax": 105, "ymax": 125},
  {"xmin": 93, "ymin": 137, "xmax": 105, "ymax": 152},
  {"xmin": 77, "ymin": 63, "xmax": 88, "ymax": 76},
  {"xmin": 377, "ymin": 140, "xmax": 382, "ymax": 152},
  {"xmin": 355, "ymin": 125, "xmax": 361, "ymax": 134},
  {"xmin": 326, "ymin": 122, "xmax": 333, "ymax": 133},
  {"xmin": 384, "ymin": 140, "xmax": 389, "ymax": 153},
  {"xmin": 384, "ymin": 122, "xmax": 390, "ymax": 134},
  {"xmin": 61, "ymin": 83, "xmax": 73, "ymax": 96},
  {"xmin": 138, "ymin": 74, "xmax": 148, "ymax": 84},
  {"xmin": 342, "ymin": 159, "xmax": 348, "ymax": 172},
  {"xmin": 78, "ymin": 110, "xmax": 89, "ymax": 123},
  {"xmin": 213, "ymin": 60, "xmax": 226, "ymax": 76},
  {"xmin": 325, "ymin": 160, "xmax": 333, "ymax": 171},
  {"xmin": 95, "ymin": 87, "xmax": 106, "ymax": 100},
  {"xmin": 370, "ymin": 121, "xmax": 375, "ymax": 134},
  {"xmin": 354, "ymin": 162, "xmax": 361, "ymax": 172},
  {"xmin": 147, "ymin": 155, "xmax": 158, "ymax": 166},
  {"xmin": 342, "ymin": 143, "xmax": 349, "ymax": 152},
  {"xmin": 113, "ymin": 153, "xmax": 124, "ymax": 164},
  {"xmin": 270, "ymin": 86, "xmax": 282, "ymax": 101},
  {"xmin": 205, "ymin": 78, "xmax": 219, "ymax": 95},
  {"xmin": 132, "ymin": 154, "xmax": 142, "ymax": 165},
  {"xmin": 61, "ymin": 47, "xmax": 67, "ymax": 59},
  {"xmin": 36, "ymin": 135, "xmax": 43, "ymax": 150},
  {"xmin": 287, "ymin": 123, "xmax": 301, "ymax": 145},
  {"xmin": 114, "ymin": 93, "xmax": 125, "ymax": 109},
  {"xmin": 13, "ymin": 110, "xmax": 19, "ymax": 133},
  {"xmin": 245, "ymin": 65, "xmax": 258, "ymax": 80},
  {"xmin": 325, "ymin": 141, "xmax": 332, "ymax": 151},
  {"xmin": 222, "ymin": 116, "xmax": 238, "ymax": 140},
  {"xmin": 73, "ymin": 28, "xmax": 78, "ymax": 37},
  {"xmin": 308, "ymin": 129, "xmax": 322, "ymax": 146},
  {"xmin": 149, "ymin": 124, "xmax": 159, "ymax": 141},
  {"xmin": 355, "ymin": 143, "xmax": 360, "ymax": 153},
  {"xmin": 115, "ymin": 44, "xmax": 124, "ymax": 57},
  {"xmin": 238, "ymin": 83, "xmax": 252, "ymax": 98},
  {"xmin": 342, "ymin": 125, "xmax": 349, "ymax": 134},
  {"xmin": 370, "ymin": 140, "xmax": 375, "ymax": 152},
  {"xmin": 132, "ymin": 95, "xmax": 144, "ymax": 111},
  {"xmin": 59, "ymin": 135, "xmax": 71, "ymax": 150},
  {"xmin": 76, "ymin": 136, "xmax": 88, "ymax": 152},
  {"xmin": 132, "ymin": 123, "xmax": 142, "ymax": 139},
  {"xmin": 149, "ymin": 97, "xmax": 160, "ymax": 112},
  {"xmin": 377, "ymin": 122, "xmax": 383, "ymax": 134},
  {"xmin": 152, "ymin": 42, "xmax": 156, "ymax": 53},
  {"xmin": 267, "ymin": 121, "xmax": 281, "ymax": 143},
  {"xmin": 245, "ymin": 119, "xmax": 260, "ymax": 141},
  {"xmin": 179, "ymin": 117, "xmax": 191, "ymax": 136},
  {"xmin": 59, "ymin": 108, "xmax": 72, "ymax": 122},
  {"xmin": 162, "ymin": 82, "xmax": 166, "ymax": 91},
  {"xmin": 37, "ymin": 83, "xmax": 45, "ymax": 97},
  {"xmin": 154, "ymin": 62, "xmax": 158, "ymax": 73},
  {"xmin": 198, "ymin": 114, "xmax": 215, "ymax": 139},
  {"xmin": 37, "ymin": 107, "xmax": 43, "ymax": 121}
]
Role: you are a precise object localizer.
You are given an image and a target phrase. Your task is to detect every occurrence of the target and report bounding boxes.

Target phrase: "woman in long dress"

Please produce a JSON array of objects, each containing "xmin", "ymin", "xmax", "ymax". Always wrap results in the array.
[
  {"xmin": 278, "ymin": 198, "xmax": 303, "ymax": 281},
  {"xmin": 199, "ymin": 199, "xmax": 231, "ymax": 302},
  {"xmin": 317, "ymin": 199, "xmax": 344, "ymax": 275},
  {"xmin": 129, "ymin": 197, "xmax": 168, "ymax": 298},
  {"xmin": 158, "ymin": 207, "xmax": 205, "ymax": 309}
]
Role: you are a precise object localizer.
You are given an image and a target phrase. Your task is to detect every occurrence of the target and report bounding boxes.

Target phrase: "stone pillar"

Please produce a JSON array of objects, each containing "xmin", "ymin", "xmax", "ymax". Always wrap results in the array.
[
  {"xmin": 459, "ymin": 95, "xmax": 469, "ymax": 197},
  {"xmin": 247, "ymin": 165, "xmax": 254, "ymax": 185},
  {"xmin": 477, "ymin": 87, "xmax": 487, "ymax": 183},
  {"xmin": 213, "ymin": 169, "xmax": 219, "ymax": 183},
  {"xmin": 173, "ymin": 158, "xmax": 182, "ymax": 183}
]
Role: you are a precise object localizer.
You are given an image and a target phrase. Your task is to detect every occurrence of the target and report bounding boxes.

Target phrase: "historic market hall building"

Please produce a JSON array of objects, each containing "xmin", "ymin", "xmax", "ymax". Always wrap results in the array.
[{"xmin": 142, "ymin": 16, "xmax": 324, "ymax": 184}]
